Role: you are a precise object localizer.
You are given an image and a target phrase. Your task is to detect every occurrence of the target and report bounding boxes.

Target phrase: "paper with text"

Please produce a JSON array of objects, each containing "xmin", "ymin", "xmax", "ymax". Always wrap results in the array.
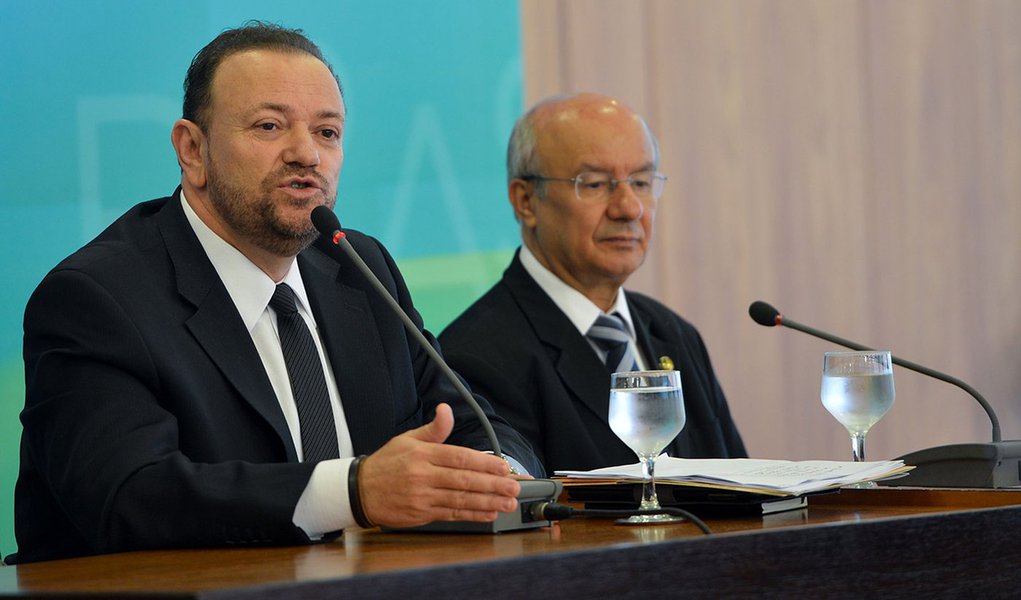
[{"xmin": 556, "ymin": 457, "xmax": 911, "ymax": 496}]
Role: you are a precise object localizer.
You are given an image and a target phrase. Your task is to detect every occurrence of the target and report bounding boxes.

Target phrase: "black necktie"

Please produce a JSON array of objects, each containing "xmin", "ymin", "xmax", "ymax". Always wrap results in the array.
[
  {"xmin": 587, "ymin": 313, "xmax": 639, "ymax": 373},
  {"xmin": 269, "ymin": 284, "xmax": 340, "ymax": 462}
]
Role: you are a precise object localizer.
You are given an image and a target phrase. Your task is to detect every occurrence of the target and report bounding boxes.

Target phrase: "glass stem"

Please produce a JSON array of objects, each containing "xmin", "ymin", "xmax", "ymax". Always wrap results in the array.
[
  {"xmin": 639, "ymin": 455, "xmax": 661, "ymax": 510},
  {"xmin": 851, "ymin": 432, "xmax": 867, "ymax": 462}
]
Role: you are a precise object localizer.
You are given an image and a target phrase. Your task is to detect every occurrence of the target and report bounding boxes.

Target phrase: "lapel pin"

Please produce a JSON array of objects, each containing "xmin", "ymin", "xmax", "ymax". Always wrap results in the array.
[{"xmin": 658, "ymin": 356, "xmax": 674, "ymax": 370}]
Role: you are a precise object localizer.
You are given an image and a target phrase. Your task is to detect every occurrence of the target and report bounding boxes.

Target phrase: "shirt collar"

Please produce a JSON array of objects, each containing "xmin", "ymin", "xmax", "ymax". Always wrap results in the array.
[
  {"xmin": 180, "ymin": 190, "xmax": 311, "ymax": 332},
  {"xmin": 518, "ymin": 245, "xmax": 637, "ymax": 339}
]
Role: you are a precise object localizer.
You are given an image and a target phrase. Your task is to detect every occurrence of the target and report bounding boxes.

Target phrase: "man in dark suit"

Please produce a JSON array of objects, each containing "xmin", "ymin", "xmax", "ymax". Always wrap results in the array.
[
  {"xmin": 12, "ymin": 23, "xmax": 539, "ymax": 564},
  {"xmin": 440, "ymin": 93, "xmax": 746, "ymax": 474}
]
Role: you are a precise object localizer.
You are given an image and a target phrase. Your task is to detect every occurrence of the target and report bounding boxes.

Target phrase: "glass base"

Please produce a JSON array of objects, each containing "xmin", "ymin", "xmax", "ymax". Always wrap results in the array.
[
  {"xmin": 615, "ymin": 513, "xmax": 687, "ymax": 525},
  {"xmin": 842, "ymin": 480, "xmax": 878, "ymax": 489}
]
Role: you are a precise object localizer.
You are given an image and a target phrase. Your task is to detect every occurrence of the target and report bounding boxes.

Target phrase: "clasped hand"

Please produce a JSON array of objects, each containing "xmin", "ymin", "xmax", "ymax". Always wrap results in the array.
[{"xmin": 357, "ymin": 403, "xmax": 521, "ymax": 528}]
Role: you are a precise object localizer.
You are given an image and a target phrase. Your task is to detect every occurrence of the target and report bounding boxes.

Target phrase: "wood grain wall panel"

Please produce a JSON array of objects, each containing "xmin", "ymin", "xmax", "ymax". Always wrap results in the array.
[
  {"xmin": 519, "ymin": 0, "xmax": 1021, "ymax": 461},
  {"xmin": 856, "ymin": 0, "xmax": 1021, "ymax": 455}
]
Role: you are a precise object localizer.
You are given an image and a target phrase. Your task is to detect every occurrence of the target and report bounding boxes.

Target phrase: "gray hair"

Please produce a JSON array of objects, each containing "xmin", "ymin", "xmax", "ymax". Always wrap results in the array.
[
  {"xmin": 505, "ymin": 94, "xmax": 660, "ymax": 192},
  {"xmin": 505, "ymin": 95, "xmax": 567, "ymax": 187}
]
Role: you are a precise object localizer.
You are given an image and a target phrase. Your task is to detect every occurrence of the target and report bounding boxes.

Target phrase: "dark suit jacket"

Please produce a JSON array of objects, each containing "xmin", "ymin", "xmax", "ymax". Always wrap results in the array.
[
  {"xmin": 13, "ymin": 191, "xmax": 540, "ymax": 564},
  {"xmin": 439, "ymin": 251, "xmax": 746, "ymax": 475}
]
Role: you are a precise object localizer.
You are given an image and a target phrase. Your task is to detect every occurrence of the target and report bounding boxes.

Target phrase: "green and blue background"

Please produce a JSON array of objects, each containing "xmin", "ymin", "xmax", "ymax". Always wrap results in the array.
[{"xmin": 0, "ymin": 1, "xmax": 524, "ymax": 555}]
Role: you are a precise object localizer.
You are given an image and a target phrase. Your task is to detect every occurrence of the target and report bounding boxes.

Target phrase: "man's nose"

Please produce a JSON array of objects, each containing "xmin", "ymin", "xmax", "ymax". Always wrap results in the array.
[
  {"xmin": 282, "ymin": 129, "xmax": 321, "ymax": 167},
  {"xmin": 606, "ymin": 179, "xmax": 645, "ymax": 220}
]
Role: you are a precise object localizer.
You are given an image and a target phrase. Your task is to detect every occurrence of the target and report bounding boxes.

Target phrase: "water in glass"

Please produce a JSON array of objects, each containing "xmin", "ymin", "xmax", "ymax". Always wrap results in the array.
[
  {"xmin": 608, "ymin": 386, "xmax": 685, "ymax": 458},
  {"xmin": 821, "ymin": 371, "xmax": 895, "ymax": 434}
]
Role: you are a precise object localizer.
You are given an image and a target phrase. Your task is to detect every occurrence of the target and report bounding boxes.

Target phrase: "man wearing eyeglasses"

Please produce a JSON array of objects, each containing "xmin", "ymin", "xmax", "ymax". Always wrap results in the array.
[{"xmin": 439, "ymin": 93, "xmax": 746, "ymax": 474}]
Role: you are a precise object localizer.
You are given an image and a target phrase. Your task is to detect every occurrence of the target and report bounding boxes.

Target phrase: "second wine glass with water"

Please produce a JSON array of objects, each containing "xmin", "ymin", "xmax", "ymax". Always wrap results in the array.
[{"xmin": 821, "ymin": 351, "xmax": 895, "ymax": 487}]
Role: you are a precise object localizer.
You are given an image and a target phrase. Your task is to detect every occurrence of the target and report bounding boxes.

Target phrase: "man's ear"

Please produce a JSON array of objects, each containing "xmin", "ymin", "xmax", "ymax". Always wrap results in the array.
[
  {"xmin": 171, "ymin": 119, "xmax": 207, "ymax": 189},
  {"xmin": 508, "ymin": 179, "xmax": 538, "ymax": 227}
]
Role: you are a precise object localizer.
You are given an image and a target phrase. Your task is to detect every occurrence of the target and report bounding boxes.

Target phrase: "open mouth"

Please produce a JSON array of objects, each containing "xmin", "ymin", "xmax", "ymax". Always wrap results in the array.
[{"xmin": 289, "ymin": 181, "xmax": 312, "ymax": 189}]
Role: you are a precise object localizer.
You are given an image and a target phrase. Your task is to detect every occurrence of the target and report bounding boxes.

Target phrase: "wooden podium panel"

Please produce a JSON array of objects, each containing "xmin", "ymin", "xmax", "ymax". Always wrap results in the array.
[{"xmin": 3, "ymin": 488, "xmax": 1020, "ymax": 598}]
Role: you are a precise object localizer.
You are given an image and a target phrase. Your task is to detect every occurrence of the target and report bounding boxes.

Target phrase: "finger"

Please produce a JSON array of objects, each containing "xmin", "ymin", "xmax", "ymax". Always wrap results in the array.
[
  {"xmin": 426, "ymin": 466, "xmax": 521, "ymax": 498},
  {"xmin": 405, "ymin": 403, "xmax": 454, "ymax": 445},
  {"xmin": 422, "ymin": 444, "xmax": 513, "ymax": 477},
  {"xmin": 428, "ymin": 487, "xmax": 519, "ymax": 517},
  {"xmin": 360, "ymin": 465, "xmax": 517, "ymax": 527}
]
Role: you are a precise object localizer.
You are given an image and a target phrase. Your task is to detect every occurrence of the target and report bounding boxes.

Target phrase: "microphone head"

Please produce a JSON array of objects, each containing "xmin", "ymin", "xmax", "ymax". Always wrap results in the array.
[
  {"xmin": 749, "ymin": 301, "xmax": 781, "ymax": 327},
  {"xmin": 310, "ymin": 205, "xmax": 342, "ymax": 236}
]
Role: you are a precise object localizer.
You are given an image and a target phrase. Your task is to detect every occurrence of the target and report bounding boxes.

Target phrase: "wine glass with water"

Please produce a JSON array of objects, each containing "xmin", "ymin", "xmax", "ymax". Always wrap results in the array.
[
  {"xmin": 608, "ymin": 370, "xmax": 686, "ymax": 524},
  {"xmin": 821, "ymin": 351, "xmax": 895, "ymax": 486}
]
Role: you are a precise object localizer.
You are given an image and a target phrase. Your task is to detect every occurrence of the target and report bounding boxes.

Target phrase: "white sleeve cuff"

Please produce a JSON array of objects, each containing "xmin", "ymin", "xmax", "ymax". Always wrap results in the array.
[{"xmin": 292, "ymin": 457, "xmax": 355, "ymax": 539}]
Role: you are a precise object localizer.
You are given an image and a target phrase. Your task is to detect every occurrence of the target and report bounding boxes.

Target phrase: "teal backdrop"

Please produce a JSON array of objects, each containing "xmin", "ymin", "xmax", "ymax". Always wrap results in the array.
[{"xmin": 0, "ymin": 0, "xmax": 523, "ymax": 556}]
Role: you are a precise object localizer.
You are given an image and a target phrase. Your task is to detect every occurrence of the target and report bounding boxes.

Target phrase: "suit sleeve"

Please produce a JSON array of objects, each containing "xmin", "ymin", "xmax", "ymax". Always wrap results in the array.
[
  {"xmin": 688, "ymin": 326, "xmax": 748, "ymax": 458},
  {"xmin": 436, "ymin": 339, "xmax": 550, "ymax": 471},
  {"xmin": 20, "ymin": 268, "xmax": 317, "ymax": 558},
  {"xmin": 355, "ymin": 236, "xmax": 544, "ymax": 477}
]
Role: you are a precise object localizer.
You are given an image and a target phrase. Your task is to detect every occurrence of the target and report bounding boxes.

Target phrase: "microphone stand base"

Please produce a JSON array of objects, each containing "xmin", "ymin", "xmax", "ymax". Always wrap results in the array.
[
  {"xmin": 877, "ymin": 441, "xmax": 1021, "ymax": 488},
  {"xmin": 386, "ymin": 479, "xmax": 563, "ymax": 534}
]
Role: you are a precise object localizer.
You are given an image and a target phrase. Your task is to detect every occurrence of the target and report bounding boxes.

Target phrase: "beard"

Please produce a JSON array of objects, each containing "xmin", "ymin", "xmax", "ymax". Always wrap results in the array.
[{"xmin": 206, "ymin": 160, "xmax": 336, "ymax": 258}]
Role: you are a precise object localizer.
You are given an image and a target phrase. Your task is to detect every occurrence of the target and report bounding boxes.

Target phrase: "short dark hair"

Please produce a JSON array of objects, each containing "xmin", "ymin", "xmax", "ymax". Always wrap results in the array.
[{"xmin": 182, "ymin": 21, "xmax": 343, "ymax": 130}]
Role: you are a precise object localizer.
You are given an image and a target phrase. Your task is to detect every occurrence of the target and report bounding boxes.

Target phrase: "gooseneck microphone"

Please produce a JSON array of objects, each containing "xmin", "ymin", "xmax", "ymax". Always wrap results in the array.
[
  {"xmin": 310, "ymin": 206, "xmax": 561, "ymax": 532},
  {"xmin": 749, "ymin": 300, "xmax": 1001, "ymax": 442},
  {"xmin": 311, "ymin": 206, "xmax": 504, "ymax": 457},
  {"xmin": 748, "ymin": 300, "xmax": 1021, "ymax": 488}
]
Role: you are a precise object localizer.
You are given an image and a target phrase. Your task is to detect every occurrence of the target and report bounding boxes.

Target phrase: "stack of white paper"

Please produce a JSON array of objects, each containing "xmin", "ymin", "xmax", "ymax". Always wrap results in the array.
[{"xmin": 556, "ymin": 457, "xmax": 911, "ymax": 496}]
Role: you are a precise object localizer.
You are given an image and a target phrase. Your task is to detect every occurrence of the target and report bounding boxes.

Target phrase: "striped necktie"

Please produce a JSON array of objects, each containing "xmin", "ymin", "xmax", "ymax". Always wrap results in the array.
[
  {"xmin": 588, "ymin": 313, "xmax": 639, "ymax": 373},
  {"xmin": 269, "ymin": 283, "xmax": 340, "ymax": 462}
]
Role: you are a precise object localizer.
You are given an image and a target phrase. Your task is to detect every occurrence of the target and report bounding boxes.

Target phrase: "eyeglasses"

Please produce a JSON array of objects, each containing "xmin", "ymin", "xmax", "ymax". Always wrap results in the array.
[{"xmin": 521, "ymin": 170, "xmax": 667, "ymax": 203}]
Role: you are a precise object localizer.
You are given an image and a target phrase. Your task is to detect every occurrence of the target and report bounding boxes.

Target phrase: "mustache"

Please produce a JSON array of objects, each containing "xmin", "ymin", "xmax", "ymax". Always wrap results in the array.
[{"xmin": 265, "ymin": 167, "xmax": 331, "ymax": 191}]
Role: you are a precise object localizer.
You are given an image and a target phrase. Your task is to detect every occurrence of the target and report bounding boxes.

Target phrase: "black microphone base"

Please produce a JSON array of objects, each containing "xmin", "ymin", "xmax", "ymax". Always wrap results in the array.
[
  {"xmin": 877, "ymin": 441, "xmax": 1021, "ymax": 488},
  {"xmin": 386, "ymin": 479, "xmax": 563, "ymax": 534}
]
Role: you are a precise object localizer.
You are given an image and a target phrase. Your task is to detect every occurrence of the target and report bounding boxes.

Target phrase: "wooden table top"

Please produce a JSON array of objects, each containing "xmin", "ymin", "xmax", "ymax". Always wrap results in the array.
[{"xmin": 3, "ymin": 486, "xmax": 1021, "ymax": 598}]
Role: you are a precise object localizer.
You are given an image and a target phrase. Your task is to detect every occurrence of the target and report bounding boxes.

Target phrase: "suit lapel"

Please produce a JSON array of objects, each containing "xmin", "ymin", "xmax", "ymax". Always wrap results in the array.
[
  {"xmin": 156, "ymin": 192, "xmax": 297, "ymax": 461},
  {"xmin": 631, "ymin": 300, "xmax": 695, "ymax": 456},
  {"xmin": 298, "ymin": 248, "xmax": 394, "ymax": 454},
  {"xmin": 503, "ymin": 254, "xmax": 613, "ymax": 424},
  {"xmin": 632, "ymin": 307, "xmax": 683, "ymax": 377}
]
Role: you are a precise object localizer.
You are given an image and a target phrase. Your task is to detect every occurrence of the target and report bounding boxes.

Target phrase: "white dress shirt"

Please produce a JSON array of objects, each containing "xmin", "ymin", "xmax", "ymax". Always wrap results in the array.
[
  {"xmin": 518, "ymin": 245, "xmax": 648, "ymax": 369},
  {"xmin": 181, "ymin": 193, "xmax": 355, "ymax": 537}
]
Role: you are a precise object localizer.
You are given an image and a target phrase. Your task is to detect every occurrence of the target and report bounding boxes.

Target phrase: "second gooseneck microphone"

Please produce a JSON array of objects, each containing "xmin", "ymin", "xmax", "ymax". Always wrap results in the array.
[{"xmin": 748, "ymin": 300, "xmax": 1001, "ymax": 442}]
